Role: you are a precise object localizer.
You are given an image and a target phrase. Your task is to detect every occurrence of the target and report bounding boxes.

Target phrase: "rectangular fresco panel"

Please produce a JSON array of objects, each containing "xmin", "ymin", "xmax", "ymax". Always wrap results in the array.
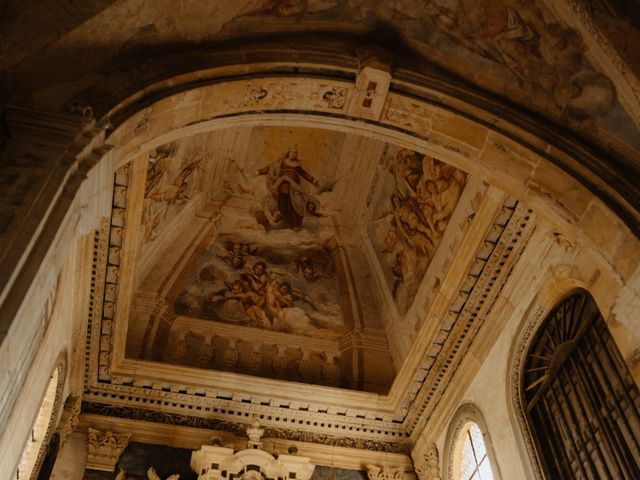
[
  {"xmin": 174, "ymin": 231, "xmax": 348, "ymax": 340},
  {"xmin": 368, "ymin": 147, "xmax": 466, "ymax": 315}
]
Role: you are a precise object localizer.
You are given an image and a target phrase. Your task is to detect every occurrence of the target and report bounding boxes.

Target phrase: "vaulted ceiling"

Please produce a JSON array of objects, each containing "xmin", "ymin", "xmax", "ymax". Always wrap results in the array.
[
  {"xmin": 2, "ymin": 0, "xmax": 639, "ymax": 461},
  {"xmin": 84, "ymin": 103, "xmax": 536, "ymax": 453}
]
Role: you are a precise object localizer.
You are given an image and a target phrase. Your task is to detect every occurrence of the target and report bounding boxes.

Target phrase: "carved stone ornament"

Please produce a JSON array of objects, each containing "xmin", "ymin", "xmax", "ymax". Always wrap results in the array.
[
  {"xmin": 414, "ymin": 444, "xmax": 440, "ymax": 480},
  {"xmin": 246, "ymin": 415, "xmax": 264, "ymax": 448},
  {"xmin": 55, "ymin": 395, "xmax": 81, "ymax": 446},
  {"xmin": 86, "ymin": 428, "xmax": 131, "ymax": 472},
  {"xmin": 367, "ymin": 465, "xmax": 406, "ymax": 480},
  {"xmin": 192, "ymin": 417, "xmax": 314, "ymax": 480}
]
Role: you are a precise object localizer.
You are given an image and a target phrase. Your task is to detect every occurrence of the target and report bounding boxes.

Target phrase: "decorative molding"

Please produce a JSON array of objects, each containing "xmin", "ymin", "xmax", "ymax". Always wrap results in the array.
[
  {"xmin": 25, "ymin": 355, "xmax": 67, "ymax": 480},
  {"xmin": 86, "ymin": 428, "xmax": 131, "ymax": 472},
  {"xmin": 406, "ymin": 200, "xmax": 536, "ymax": 438},
  {"xmin": 81, "ymin": 402, "xmax": 410, "ymax": 454},
  {"xmin": 98, "ymin": 163, "xmax": 130, "ymax": 383},
  {"xmin": 85, "ymin": 222, "xmax": 109, "ymax": 391}
]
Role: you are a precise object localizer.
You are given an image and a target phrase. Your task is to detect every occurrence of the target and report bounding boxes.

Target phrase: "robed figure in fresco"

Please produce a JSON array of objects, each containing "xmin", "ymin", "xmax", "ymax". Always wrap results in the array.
[{"xmin": 258, "ymin": 145, "xmax": 321, "ymax": 229}]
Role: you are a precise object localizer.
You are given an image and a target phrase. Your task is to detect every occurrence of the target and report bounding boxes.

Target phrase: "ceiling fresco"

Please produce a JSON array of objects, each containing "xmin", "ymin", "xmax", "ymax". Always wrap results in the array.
[
  {"xmin": 141, "ymin": 141, "xmax": 202, "ymax": 245},
  {"xmin": 173, "ymin": 232, "xmax": 349, "ymax": 339},
  {"xmin": 368, "ymin": 146, "xmax": 466, "ymax": 315},
  {"xmin": 123, "ymin": 126, "xmax": 471, "ymax": 391}
]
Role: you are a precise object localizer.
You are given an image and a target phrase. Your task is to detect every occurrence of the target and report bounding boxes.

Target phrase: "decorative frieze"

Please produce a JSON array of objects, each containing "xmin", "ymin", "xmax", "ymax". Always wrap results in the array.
[{"xmin": 81, "ymin": 401, "xmax": 410, "ymax": 454}]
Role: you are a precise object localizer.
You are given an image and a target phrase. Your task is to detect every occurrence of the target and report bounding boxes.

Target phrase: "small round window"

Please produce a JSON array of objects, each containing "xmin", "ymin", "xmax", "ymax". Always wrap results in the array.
[{"xmin": 456, "ymin": 422, "xmax": 494, "ymax": 480}]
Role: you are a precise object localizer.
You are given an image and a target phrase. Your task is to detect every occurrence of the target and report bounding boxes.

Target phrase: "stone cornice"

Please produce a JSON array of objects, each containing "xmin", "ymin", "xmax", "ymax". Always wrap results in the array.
[{"xmin": 80, "ymin": 412, "xmax": 414, "ymax": 470}]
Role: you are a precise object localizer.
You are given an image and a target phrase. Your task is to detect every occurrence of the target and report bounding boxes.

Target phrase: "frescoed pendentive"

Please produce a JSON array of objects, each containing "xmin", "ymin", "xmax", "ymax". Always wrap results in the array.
[
  {"xmin": 369, "ymin": 147, "xmax": 466, "ymax": 315},
  {"xmin": 174, "ymin": 231, "xmax": 348, "ymax": 340}
]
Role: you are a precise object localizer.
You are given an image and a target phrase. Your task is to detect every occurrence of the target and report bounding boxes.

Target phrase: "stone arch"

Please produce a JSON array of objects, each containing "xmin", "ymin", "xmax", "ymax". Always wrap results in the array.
[
  {"xmin": 87, "ymin": 73, "xmax": 638, "ymax": 368},
  {"xmin": 510, "ymin": 281, "xmax": 640, "ymax": 479},
  {"xmin": 442, "ymin": 403, "xmax": 502, "ymax": 480},
  {"xmin": 2, "ymin": 64, "xmax": 639, "ymax": 463},
  {"xmin": 6, "ymin": 64, "xmax": 637, "ymax": 352}
]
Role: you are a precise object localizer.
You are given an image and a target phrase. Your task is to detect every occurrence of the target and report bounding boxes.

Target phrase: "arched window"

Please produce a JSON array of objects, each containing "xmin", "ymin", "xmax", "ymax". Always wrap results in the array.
[
  {"xmin": 16, "ymin": 363, "xmax": 64, "ymax": 480},
  {"xmin": 522, "ymin": 289, "xmax": 640, "ymax": 479},
  {"xmin": 457, "ymin": 421, "xmax": 494, "ymax": 480},
  {"xmin": 444, "ymin": 405, "xmax": 500, "ymax": 480}
]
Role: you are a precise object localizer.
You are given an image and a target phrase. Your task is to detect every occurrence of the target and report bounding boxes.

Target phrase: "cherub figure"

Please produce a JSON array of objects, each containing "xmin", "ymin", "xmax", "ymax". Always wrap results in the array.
[
  {"xmin": 217, "ymin": 241, "xmax": 256, "ymax": 269},
  {"xmin": 266, "ymin": 280, "xmax": 317, "ymax": 320},
  {"xmin": 290, "ymin": 256, "xmax": 322, "ymax": 282}
]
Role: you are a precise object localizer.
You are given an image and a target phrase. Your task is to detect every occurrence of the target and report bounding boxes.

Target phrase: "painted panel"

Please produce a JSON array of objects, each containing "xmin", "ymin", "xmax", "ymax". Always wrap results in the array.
[{"xmin": 368, "ymin": 147, "xmax": 466, "ymax": 314}]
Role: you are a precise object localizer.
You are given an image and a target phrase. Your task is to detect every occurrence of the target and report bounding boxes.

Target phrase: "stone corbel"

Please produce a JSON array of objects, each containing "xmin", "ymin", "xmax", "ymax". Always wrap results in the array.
[
  {"xmin": 246, "ymin": 415, "xmax": 264, "ymax": 449},
  {"xmin": 413, "ymin": 444, "xmax": 441, "ymax": 480},
  {"xmin": 86, "ymin": 428, "xmax": 131, "ymax": 472},
  {"xmin": 55, "ymin": 395, "xmax": 81, "ymax": 446}
]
